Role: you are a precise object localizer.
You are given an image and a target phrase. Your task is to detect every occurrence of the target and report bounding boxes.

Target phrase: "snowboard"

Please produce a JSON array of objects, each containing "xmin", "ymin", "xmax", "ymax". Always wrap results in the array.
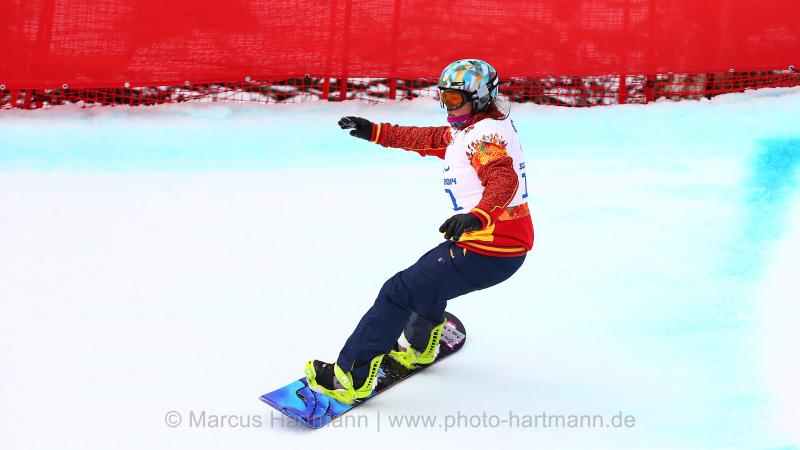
[{"xmin": 259, "ymin": 311, "xmax": 467, "ymax": 429}]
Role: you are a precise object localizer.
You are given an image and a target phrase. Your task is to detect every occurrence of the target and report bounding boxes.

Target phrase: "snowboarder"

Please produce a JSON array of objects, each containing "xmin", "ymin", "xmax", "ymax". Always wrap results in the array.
[{"xmin": 305, "ymin": 59, "xmax": 534, "ymax": 404}]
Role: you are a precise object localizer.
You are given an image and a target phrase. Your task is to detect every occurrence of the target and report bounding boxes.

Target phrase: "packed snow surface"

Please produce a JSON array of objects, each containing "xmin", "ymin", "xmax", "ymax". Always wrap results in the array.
[{"xmin": 1, "ymin": 88, "xmax": 799, "ymax": 450}]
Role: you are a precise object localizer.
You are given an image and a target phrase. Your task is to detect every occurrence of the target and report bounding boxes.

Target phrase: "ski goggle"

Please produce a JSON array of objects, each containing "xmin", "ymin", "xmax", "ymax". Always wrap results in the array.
[{"xmin": 439, "ymin": 89, "xmax": 470, "ymax": 111}]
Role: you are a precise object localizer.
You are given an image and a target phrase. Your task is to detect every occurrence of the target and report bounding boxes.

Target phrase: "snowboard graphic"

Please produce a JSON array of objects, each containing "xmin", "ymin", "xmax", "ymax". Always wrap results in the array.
[{"xmin": 260, "ymin": 311, "xmax": 467, "ymax": 429}]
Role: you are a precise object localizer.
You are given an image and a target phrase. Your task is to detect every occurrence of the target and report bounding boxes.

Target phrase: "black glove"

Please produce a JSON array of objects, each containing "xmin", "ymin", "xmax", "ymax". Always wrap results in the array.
[
  {"xmin": 439, "ymin": 213, "xmax": 483, "ymax": 241},
  {"xmin": 338, "ymin": 116, "xmax": 374, "ymax": 141}
]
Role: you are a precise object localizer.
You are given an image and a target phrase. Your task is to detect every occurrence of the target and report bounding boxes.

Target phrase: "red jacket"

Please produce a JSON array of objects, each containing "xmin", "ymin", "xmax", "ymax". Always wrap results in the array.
[{"xmin": 369, "ymin": 113, "xmax": 534, "ymax": 258}]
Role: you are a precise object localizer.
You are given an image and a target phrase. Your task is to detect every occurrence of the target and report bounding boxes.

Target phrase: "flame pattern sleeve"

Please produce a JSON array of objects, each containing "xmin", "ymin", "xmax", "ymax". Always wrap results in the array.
[
  {"xmin": 465, "ymin": 134, "xmax": 519, "ymax": 228},
  {"xmin": 370, "ymin": 123, "xmax": 451, "ymax": 159}
]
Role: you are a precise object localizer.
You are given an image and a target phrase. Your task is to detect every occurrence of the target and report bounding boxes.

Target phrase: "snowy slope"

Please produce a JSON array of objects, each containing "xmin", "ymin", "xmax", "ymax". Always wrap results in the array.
[{"xmin": 1, "ymin": 89, "xmax": 799, "ymax": 450}]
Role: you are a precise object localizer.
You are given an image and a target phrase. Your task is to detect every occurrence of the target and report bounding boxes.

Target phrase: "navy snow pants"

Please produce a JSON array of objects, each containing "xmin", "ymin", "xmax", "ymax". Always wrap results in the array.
[{"xmin": 337, "ymin": 240, "xmax": 526, "ymax": 380}]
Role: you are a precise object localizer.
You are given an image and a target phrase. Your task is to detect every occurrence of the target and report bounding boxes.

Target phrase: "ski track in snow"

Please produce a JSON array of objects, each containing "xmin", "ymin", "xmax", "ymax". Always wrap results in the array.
[{"xmin": 1, "ymin": 89, "xmax": 799, "ymax": 450}]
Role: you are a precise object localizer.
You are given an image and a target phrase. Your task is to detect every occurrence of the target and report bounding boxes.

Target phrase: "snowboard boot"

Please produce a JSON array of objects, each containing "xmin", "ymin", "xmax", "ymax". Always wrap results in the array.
[
  {"xmin": 304, "ymin": 354, "xmax": 383, "ymax": 405},
  {"xmin": 388, "ymin": 318, "xmax": 447, "ymax": 369}
]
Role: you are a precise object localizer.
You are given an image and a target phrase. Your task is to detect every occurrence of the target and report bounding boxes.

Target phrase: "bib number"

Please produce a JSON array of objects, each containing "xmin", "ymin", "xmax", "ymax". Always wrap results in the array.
[
  {"xmin": 521, "ymin": 172, "xmax": 528, "ymax": 199},
  {"xmin": 444, "ymin": 189, "xmax": 464, "ymax": 211}
]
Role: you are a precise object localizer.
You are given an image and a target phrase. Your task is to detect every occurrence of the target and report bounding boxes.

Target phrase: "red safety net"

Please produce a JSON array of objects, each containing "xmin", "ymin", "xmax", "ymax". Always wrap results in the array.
[{"xmin": 1, "ymin": 0, "xmax": 798, "ymax": 109}]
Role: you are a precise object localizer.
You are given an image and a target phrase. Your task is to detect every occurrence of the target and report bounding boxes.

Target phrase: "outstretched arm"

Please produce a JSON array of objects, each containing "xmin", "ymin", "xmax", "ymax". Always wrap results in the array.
[
  {"xmin": 372, "ymin": 123, "xmax": 450, "ymax": 159},
  {"xmin": 338, "ymin": 116, "xmax": 450, "ymax": 159}
]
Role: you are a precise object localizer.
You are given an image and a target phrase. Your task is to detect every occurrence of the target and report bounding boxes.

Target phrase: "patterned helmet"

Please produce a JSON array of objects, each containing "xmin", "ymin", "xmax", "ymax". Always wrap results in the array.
[{"xmin": 437, "ymin": 59, "xmax": 499, "ymax": 112}]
